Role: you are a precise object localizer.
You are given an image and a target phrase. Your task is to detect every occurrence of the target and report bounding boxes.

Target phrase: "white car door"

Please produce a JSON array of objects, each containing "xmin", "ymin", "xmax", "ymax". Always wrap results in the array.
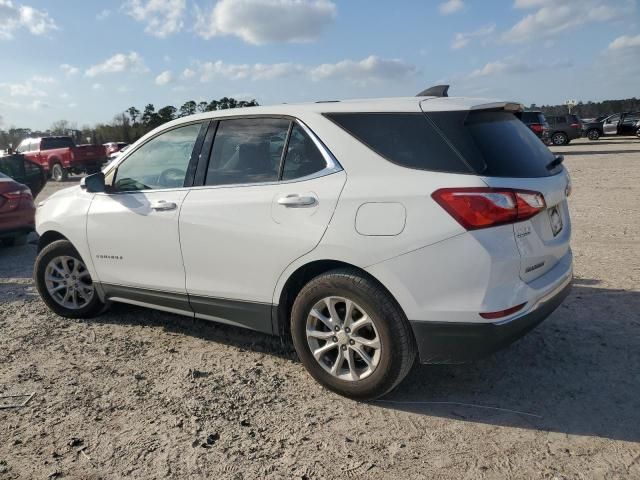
[
  {"xmin": 179, "ymin": 118, "xmax": 346, "ymax": 333},
  {"xmin": 87, "ymin": 122, "xmax": 205, "ymax": 313},
  {"xmin": 603, "ymin": 114, "xmax": 619, "ymax": 135}
]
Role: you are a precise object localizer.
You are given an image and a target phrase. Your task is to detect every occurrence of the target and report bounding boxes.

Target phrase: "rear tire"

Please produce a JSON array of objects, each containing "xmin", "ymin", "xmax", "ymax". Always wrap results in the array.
[
  {"xmin": 290, "ymin": 268, "xmax": 416, "ymax": 400},
  {"xmin": 551, "ymin": 132, "xmax": 568, "ymax": 146},
  {"xmin": 34, "ymin": 240, "xmax": 105, "ymax": 318},
  {"xmin": 51, "ymin": 163, "xmax": 68, "ymax": 182},
  {"xmin": 587, "ymin": 129, "xmax": 600, "ymax": 141}
]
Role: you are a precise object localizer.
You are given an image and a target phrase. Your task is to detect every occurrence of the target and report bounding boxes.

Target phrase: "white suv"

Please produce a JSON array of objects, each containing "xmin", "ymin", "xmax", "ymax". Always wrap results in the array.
[{"xmin": 34, "ymin": 94, "xmax": 573, "ymax": 399}]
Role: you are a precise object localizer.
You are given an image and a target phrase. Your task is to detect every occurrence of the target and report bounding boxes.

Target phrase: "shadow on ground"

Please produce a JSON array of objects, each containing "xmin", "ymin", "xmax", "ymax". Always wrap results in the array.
[
  {"xmin": 379, "ymin": 279, "xmax": 640, "ymax": 443},
  {"xmin": 85, "ymin": 280, "xmax": 640, "ymax": 443}
]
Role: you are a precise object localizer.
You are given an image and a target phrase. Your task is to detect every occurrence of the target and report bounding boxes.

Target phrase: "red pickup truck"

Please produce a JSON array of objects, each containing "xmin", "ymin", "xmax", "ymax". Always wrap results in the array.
[{"xmin": 15, "ymin": 136, "xmax": 107, "ymax": 181}]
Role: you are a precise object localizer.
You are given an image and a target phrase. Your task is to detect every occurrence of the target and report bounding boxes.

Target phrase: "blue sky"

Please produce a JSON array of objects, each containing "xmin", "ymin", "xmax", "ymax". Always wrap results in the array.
[{"xmin": 1, "ymin": 0, "xmax": 639, "ymax": 130}]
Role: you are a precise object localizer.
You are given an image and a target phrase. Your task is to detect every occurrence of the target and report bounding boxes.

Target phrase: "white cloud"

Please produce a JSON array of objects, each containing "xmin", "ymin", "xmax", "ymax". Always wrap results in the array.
[
  {"xmin": 59, "ymin": 92, "xmax": 70, "ymax": 99},
  {"xmin": 155, "ymin": 70, "xmax": 173, "ymax": 85},
  {"xmin": 182, "ymin": 68, "xmax": 196, "ymax": 79},
  {"xmin": 0, "ymin": 0, "xmax": 58, "ymax": 39},
  {"xmin": 123, "ymin": 0, "xmax": 185, "ymax": 38},
  {"xmin": 195, "ymin": 55, "xmax": 416, "ymax": 85},
  {"xmin": 452, "ymin": 24, "xmax": 495, "ymax": 49},
  {"xmin": 195, "ymin": 0, "xmax": 336, "ymax": 45},
  {"xmin": 85, "ymin": 52, "xmax": 148, "ymax": 77},
  {"xmin": 439, "ymin": 0, "xmax": 464, "ymax": 15},
  {"xmin": 68, "ymin": 102, "xmax": 77, "ymax": 108},
  {"xmin": 503, "ymin": 0, "xmax": 635, "ymax": 43},
  {"xmin": 92, "ymin": 83, "xmax": 103, "ymax": 90},
  {"xmin": 199, "ymin": 60, "xmax": 302, "ymax": 81},
  {"xmin": 28, "ymin": 99, "xmax": 50, "ymax": 110},
  {"xmin": 310, "ymin": 56, "xmax": 417, "ymax": 84},
  {"xmin": 469, "ymin": 57, "xmax": 572, "ymax": 78},
  {"xmin": 0, "ymin": 80, "xmax": 47, "ymax": 97},
  {"xmin": 96, "ymin": 9, "xmax": 111, "ymax": 20},
  {"xmin": 31, "ymin": 75, "xmax": 55, "ymax": 84},
  {"xmin": 608, "ymin": 34, "xmax": 640, "ymax": 51},
  {"xmin": 60, "ymin": 63, "xmax": 80, "ymax": 77}
]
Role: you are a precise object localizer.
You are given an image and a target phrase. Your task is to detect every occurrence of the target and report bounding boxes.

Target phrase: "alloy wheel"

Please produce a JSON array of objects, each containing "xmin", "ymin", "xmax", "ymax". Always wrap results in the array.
[
  {"xmin": 305, "ymin": 296, "xmax": 381, "ymax": 381},
  {"xmin": 44, "ymin": 255, "xmax": 94, "ymax": 309},
  {"xmin": 552, "ymin": 133, "xmax": 567, "ymax": 145}
]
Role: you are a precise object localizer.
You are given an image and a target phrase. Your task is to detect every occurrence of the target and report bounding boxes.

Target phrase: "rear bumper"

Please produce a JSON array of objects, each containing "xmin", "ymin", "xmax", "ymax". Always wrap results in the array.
[{"xmin": 410, "ymin": 278, "xmax": 572, "ymax": 364}]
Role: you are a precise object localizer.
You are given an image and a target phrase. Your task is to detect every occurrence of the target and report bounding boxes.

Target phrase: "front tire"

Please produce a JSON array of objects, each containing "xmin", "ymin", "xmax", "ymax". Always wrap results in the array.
[
  {"xmin": 587, "ymin": 129, "xmax": 600, "ymax": 141},
  {"xmin": 290, "ymin": 269, "xmax": 416, "ymax": 400},
  {"xmin": 34, "ymin": 240, "xmax": 105, "ymax": 318}
]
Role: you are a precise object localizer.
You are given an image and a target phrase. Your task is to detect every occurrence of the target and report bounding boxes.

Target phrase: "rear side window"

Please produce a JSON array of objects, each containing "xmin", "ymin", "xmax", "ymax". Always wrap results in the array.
[
  {"xmin": 41, "ymin": 137, "xmax": 74, "ymax": 150},
  {"xmin": 325, "ymin": 113, "xmax": 473, "ymax": 174},
  {"xmin": 327, "ymin": 110, "xmax": 557, "ymax": 178},
  {"xmin": 281, "ymin": 124, "xmax": 327, "ymax": 181},
  {"xmin": 205, "ymin": 118, "xmax": 290, "ymax": 186}
]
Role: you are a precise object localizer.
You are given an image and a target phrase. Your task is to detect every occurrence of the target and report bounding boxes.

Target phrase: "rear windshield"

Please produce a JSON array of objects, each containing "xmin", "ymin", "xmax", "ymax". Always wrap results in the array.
[
  {"xmin": 325, "ymin": 110, "xmax": 557, "ymax": 178},
  {"xmin": 41, "ymin": 137, "xmax": 74, "ymax": 150}
]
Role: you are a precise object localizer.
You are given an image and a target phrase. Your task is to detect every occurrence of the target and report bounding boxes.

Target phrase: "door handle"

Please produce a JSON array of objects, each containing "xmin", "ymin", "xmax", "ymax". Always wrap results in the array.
[
  {"xmin": 277, "ymin": 194, "xmax": 317, "ymax": 208},
  {"xmin": 151, "ymin": 200, "xmax": 177, "ymax": 211}
]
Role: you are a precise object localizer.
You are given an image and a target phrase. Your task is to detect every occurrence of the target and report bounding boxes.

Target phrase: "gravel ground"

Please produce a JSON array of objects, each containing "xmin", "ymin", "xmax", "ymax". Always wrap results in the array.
[{"xmin": 1, "ymin": 137, "xmax": 639, "ymax": 479}]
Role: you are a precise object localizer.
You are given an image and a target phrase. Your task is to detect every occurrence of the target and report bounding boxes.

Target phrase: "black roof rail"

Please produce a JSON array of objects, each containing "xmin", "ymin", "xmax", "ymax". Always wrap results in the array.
[
  {"xmin": 416, "ymin": 85, "xmax": 449, "ymax": 97},
  {"xmin": 315, "ymin": 100, "xmax": 340, "ymax": 103}
]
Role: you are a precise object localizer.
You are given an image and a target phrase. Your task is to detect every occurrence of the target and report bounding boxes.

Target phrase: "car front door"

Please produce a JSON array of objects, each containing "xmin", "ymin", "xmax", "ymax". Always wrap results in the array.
[
  {"xmin": 179, "ymin": 118, "xmax": 346, "ymax": 333},
  {"xmin": 86, "ymin": 122, "xmax": 206, "ymax": 313},
  {"xmin": 603, "ymin": 115, "xmax": 620, "ymax": 135}
]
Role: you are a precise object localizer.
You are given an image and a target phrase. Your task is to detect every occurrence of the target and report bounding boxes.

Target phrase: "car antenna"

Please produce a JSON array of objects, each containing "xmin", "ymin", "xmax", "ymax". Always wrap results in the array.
[{"xmin": 416, "ymin": 85, "xmax": 449, "ymax": 97}]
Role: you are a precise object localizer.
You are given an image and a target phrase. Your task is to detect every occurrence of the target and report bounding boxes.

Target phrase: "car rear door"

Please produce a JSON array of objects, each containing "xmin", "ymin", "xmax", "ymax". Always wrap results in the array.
[
  {"xmin": 86, "ymin": 122, "xmax": 206, "ymax": 312},
  {"xmin": 179, "ymin": 117, "xmax": 345, "ymax": 333}
]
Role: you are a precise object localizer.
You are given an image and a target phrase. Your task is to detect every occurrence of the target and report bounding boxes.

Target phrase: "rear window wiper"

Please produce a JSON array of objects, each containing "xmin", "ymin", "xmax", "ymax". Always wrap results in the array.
[{"xmin": 546, "ymin": 155, "xmax": 564, "ymax": 171}]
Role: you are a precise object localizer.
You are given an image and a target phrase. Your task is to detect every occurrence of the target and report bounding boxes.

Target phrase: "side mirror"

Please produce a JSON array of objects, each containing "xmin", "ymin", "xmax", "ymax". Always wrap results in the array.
[{"xmin": 81, "ymin": 171, "xmax": 106, "ymax": 193}]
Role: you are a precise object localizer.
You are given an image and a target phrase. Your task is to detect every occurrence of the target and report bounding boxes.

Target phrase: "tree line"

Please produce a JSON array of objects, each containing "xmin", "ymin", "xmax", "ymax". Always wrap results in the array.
[
  {"xmin": 531, "ymin": 97, "xmax": 640, "ymax": 118},
  {"xmin": 0, "ymin": 96, "xmax": 258, "ymax": 150}
]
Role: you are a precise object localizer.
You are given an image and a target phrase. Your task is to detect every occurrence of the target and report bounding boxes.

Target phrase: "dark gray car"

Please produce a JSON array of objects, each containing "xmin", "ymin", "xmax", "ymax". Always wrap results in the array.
[{"xmin": 546, "ymin": 114, "xmax": 582, "ymax": 145}]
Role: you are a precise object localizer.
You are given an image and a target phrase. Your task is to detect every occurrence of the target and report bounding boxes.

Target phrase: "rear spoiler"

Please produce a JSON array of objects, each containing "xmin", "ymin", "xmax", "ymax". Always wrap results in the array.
[{"xmin": 470, "ymin": 102, "xmax": 524, "ymax": 112}]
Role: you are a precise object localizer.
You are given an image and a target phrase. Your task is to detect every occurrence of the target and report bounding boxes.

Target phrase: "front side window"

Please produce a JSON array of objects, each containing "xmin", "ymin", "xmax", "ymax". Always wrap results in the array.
[
  {"xmin": 205, "ymin": 118, "xmax": 290, "ymax": 186},
  {"xmin": 114, "ymin": 123, "xmax": 202, "ymax": 191},
  {"xmin": 281, "ymin": 124, "xmax": 327, "ymax": 180}
]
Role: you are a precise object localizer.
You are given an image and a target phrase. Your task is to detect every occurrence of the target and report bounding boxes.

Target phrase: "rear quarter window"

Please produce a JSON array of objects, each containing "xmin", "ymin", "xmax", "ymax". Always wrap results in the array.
[{"xmin": 324, "ymin": 113, "xmax": 473, "ymax": 174}]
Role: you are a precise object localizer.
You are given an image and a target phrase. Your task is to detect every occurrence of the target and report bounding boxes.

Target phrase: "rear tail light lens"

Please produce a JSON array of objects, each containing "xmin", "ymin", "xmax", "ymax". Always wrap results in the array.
[
  {"xmin": 3, "ymin": 189, "xmax": 32, "ymax": 200},
  {"xmin": 530, "ymin": 123, "xmax": 543, "ymax": 133},
  {"xmin": 570, "ymin": 123, "xmax": 581, "ymax": 128},
  {"xmin": 432, "ymin": 188, "xmax": 546, "ymax": 230}
]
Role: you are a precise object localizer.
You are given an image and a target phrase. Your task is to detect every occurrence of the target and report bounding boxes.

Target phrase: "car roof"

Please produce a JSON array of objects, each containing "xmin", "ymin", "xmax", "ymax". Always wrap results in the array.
[{"xmin": 162, "ymin": 96, "xmax": 515, "ymax": 127}]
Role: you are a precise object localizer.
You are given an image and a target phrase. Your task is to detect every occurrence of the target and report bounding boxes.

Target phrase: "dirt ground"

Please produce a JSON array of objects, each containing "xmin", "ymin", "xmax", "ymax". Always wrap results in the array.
[{"xmin": 1, "ymin": 137, "xmax": 639, "ymax": 479}]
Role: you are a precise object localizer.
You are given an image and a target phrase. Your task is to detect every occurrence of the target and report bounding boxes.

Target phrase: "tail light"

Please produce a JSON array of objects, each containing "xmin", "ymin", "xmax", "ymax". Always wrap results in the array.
[
  {"xmin": 529, "ymin": 123, "xmax": 543, "ymax": 134},
  {"xmin": 1, "ymin": 188, "xmax": 32, "ymax": 210},
  {"xmin": 432, "ymin": 188, "xmax": 546, "ymax": 230},
  {"xmin": 3, "ymin": 189, "xmax": 33, "ymax": 200},
  {"xmin": 570, "ymin": 123, "xmax": 580, "ymax": 128}
]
